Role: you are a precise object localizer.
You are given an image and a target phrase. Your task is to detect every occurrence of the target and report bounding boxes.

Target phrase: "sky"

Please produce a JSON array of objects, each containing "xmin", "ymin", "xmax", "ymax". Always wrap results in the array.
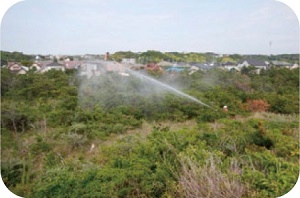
[{"xmin": 0, "ymin": 0, "xmax": 299, "ymax": 55}]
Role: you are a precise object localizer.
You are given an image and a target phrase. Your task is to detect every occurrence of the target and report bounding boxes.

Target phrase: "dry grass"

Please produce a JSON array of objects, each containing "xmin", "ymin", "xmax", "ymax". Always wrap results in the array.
[
  {"xmin": 179, "ymin": 156, "xmax": 246, "ymax": 198},
  {"xmin": 252, "ymin": 112, "xmax": 299, "ymax": 122},
  {"xmin": 62, "ymin": 120, "xmax": 198, "ymax": 163},
  {"xmin": 103, "ymin": 119, "xmax": 198, "ymax": 146}
]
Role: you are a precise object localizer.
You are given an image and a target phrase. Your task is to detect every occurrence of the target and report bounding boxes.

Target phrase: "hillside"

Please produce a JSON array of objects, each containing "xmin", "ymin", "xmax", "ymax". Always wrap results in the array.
[{"xmin": 1, "ymin": 62, "xmax": 299, "ymax": 197}]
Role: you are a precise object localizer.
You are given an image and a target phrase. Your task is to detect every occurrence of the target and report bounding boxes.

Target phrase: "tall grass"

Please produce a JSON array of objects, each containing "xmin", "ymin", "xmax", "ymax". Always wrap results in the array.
[{"xmin": 179, "ymin": 155, "xmax": 246, "ymax": 198}]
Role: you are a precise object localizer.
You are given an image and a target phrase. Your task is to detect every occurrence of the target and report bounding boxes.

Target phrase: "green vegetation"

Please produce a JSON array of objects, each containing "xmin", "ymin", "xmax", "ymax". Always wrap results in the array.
[
  {"xmin": 1, "ymin": 51, "xmax": 34, "ymax": 66},
  {"xmin": 1, "ymin": 54, "xmax": 299, "ymax": 197},
  {"xmin": 109, "ymin": 50, "xmax": 213, "ymax": 63},
  {"xmin": 109, "ymin": 50, "xmax": 299, "ymax": 65}
]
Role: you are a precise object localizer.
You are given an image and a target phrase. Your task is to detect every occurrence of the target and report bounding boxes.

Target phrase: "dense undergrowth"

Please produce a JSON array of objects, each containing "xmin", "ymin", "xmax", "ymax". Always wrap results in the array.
[{"xmin": 1, "ymin": 67, "xmax": 299, "ymax": 197}]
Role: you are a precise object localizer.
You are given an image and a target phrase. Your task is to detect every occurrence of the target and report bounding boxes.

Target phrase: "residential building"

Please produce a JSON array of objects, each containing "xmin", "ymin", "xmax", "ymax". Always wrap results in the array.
[
  {"xmin": 78, "ymin": 61, "xmax": 125, "ymax": 78},
  {"xmin": 237, "ymin": 59, "xmax": 268, "ymax": 70},
  {"xmin": 237, "ymin": 59, "xmax": 268, "ymax": 74},
  {"xmin": 157, "ymin": 61, "xmax": 172, "ymax": 67},
  {"xmin": 6, "ymin": 62, "xmax": 28, "ymax": 74},
  {"xmin": 221, "ymin": 62, "xmax": 239, "ymax": 71},
  {"xmin": 121, "ymin": 58, "xmax": 136, "ymax": 64},
  {"xmin": 40, "ymin": 62, "xmax": 65, "ymax": 73},
  {"xmin": 64, "ymin": 61, "xmax": 81, "ymax": 69},
  {"xmin": 271, "ymin": 61, "xmax": 293, "ymax": 69}
]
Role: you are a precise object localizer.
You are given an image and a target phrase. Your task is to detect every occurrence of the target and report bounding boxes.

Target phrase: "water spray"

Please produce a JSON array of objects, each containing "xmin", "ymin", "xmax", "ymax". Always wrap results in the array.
[{"xmin": 125, "ymin": 68, "xmax": 213, "ymax": 108}]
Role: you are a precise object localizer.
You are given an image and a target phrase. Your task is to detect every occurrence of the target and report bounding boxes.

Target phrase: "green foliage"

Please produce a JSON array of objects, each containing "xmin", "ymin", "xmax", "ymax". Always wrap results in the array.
[
  {"xmin": 1, "ymin": 159, "xmax": 23, "ymax": 188},
  {"xmin": 242, "ymin": 149, "xmax": 299, "ymax": 197},
  {"xmin": 108, "ymin": 51, "xmax": 299, "ymax": 65},
  {"xmin": 1, "ymin": 53, "xmax": 299, "ymax": 197},
  {"xmin": 197, "ymin": 108, "xmax": 226, "ymax": 122},
  {"xmin": 110, "ymin": 51, "xmax": 138, "ymax": 62},
  {"xmin": 29, "ymin": 136, "xmax": 52, "ymax": 155},
  {"xmin": 1, "ymin": 101, "xmax": 37, "ymax": 133},
  {"xmin": 1, "ymin": 51, "xmax": 34, "ymax": 66}
]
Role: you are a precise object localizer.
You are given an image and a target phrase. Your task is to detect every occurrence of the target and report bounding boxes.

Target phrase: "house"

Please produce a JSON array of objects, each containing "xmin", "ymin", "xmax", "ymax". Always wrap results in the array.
[
  {"xmin": 30, "ymin": 63, "xmax": 42, "ymax": 71},
  {"xmin": 167, "ymin": 62, "xmax": 191, "ymax": 72},
  {"xmin": 145, "ymin": 63, "xmax": 163, "ymax": 72},
  {"xmin": 290, "ymin": 63, "xmax": 299, "ymax": 70},
  {"xmin": 166, "ymin": 67, "xmax": 184, "ymax": 74},
  {"xmin": 237, "ymin": 59, "xmax": 268, "ymax": 74},
  {"xmin": 189, "ymin": 66, "xmax": 199, "ymax": 75},
  {"xmin": 31, "ymin": 61, "xmax": 52, "ymax": 72},
  {"xmin": 157, "ymin": 61, "xmax": 172, "ymax": 67},
  {"xmin": 6, "ymin": 62, "xmax": 28, "ymax": 74},
  {"xmin": 64, "ymin": 61, "xmax": 81, "ymax": 69},
  {"xmin": 222, "ymin": 61, "xmax": 236, "ymax": 67},
  {"xmin": 79, "ymin": 62, "xmax": 102, "ymax": 78},
  {"xmin": 228, "ymin": 67, "xmax": 241, "ymax": 72},
  {"xmin": 189, "ymin": 63, "xmax": 212, "ymax": 71},
  {"xmin": 121, "ymin": 58, "xmax": 136, "ymax": 64},
  {"xmin": 237, "ymin": 59, "xmax": 268, "ymax": 69},
  {"xmin": 174, "ymin": 62, "xmax": 190, "ymax": 68},
  {"xmin": 271, "ymin": 61, "xmax": 293, "ymax": 69},
  {"xmin": 35, "ymin": 61, "xmax": 52, "ymax": 67},
  {"xmin": 78, "ymin": 61, "xmax": 125, "ymax": 78},
  {"xmin": 106, "ymin": 61, "xmax": 125, "ymax": 73},
  {"xmin": 40, "ymin": 62, "xmax": 65, "ymax": 73},
  {"xmin": 128, "ymin": 63, "xmax": 145, "ymax": 70},
  {"xmin": 221, "ymin": 62, "xmax": 238, "ymax": 71}
]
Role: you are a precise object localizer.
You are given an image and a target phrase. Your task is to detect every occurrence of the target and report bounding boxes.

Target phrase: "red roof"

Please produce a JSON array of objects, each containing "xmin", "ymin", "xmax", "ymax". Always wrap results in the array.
[{"xmin": 145, "ymin": 63, "xmax": 162, "ymax": 71}]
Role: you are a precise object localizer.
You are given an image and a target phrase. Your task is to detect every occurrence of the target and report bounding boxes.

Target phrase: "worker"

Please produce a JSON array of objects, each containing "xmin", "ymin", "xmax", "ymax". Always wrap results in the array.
[{"xmin": 223, "ymin": 105, "xmax": 228, "ymax": 112}]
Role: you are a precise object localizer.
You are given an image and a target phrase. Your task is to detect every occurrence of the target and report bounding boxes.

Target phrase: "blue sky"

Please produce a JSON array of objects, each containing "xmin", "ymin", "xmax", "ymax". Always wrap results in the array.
[{"xmin": 1, "ymin": 0, "xmax": 299, "ymax": 55}]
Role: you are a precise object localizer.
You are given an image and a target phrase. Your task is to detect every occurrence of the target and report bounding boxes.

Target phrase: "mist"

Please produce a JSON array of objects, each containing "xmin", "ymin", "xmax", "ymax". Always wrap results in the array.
[{"xmin": 77, "ymin": 62, "xmax": 211, "ymax": 110}]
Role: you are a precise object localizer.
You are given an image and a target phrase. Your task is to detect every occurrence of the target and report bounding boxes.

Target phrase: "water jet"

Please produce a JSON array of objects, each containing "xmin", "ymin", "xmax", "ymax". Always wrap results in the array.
[{"xmin": 125, "ymin": 68, "xmax": 212, "ymax": 108}]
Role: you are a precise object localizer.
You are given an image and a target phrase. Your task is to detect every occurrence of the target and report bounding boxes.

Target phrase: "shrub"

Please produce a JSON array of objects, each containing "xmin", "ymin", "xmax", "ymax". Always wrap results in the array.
[
  {"xmin": 249, "ymin": 121, "xmax": 274, "ymax": 149},
  {"xmin": 244, "ymin": 99, "xmax": 270, "ymax": 112},
  {"xmin": 242, "ymin": 149, "xmax": 299, "ymax": 197},
  {"xmin": 1, "ymin": 159, "xmax": 23, "ymax": 188},
  {"xmin": 179, "ymin": 156, "xmax": 246, "ymax": 198},
  {"xmin": 63, "ymin": 132, "xmax": 88, "ymax": 149},
  {"xmin": 197, "ymin": 109, "xmax": 226, "ymax": 122},
  {"xmin": 29, "ymin": 136, "xmax": 52, "ymax": 155}
]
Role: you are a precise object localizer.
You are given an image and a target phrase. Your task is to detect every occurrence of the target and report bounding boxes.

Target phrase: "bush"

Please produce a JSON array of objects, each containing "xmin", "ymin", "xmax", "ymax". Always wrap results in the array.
[
  {"xmin": 179, "ymin": 156, "xmax": 246, "ymax": 198},
  {"xmin": 242, "ymin": 149, "xmax": 299, "ymax": 197},
  {"xmin": 244, "ymin": 99, "xmax": 270, "ymax": 112},
  {"xmin": 1, "ymin": 159, "xmax": 23, "ymax": 188},
  {"xmin": 197, "ymin": 109, "xmax": 226, "ymax": 122},
  {"xmin": 29, "ymin": 136, "xmax": 52, "ymax": 155}
]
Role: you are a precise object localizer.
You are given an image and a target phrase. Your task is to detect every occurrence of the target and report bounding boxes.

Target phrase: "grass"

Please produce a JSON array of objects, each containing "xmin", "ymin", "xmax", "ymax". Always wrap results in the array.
[
  {"xmin": 179, "ymin": 155, "xmax": 246, "ymax": 198},
  {"xmin": 2, "ymin": 112, "xmax": 298, "ymax": 197}
]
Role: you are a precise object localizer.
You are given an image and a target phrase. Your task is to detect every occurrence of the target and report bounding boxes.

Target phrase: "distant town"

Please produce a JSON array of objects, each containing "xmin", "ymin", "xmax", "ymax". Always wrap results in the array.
[{"xmin": 1, "ymin": 51, "xmax": 299, "ymax": 77}]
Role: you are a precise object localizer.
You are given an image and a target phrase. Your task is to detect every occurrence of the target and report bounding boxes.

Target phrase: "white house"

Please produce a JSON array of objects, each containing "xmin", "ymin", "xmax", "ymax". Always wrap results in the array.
[
  {"xmin": 221, "ymin": 62, "xmax": 239, "ymax": 71},
  {"xmin": 30, "ymin": 63, "xmax": 41, "ymax": 71},
  {"xmin": 271, "ymin": 61, "xmax": 293, "ymax": 69},
  {"xmin": 79, "ymin": 62, "xmax": 101, "ymax": 78},
  {"xmin": 237, "ymin": 59, "xmax": 268, "ymax": 70},
  {"xmin": 78, "ymin": 61, "xmax": 126, "ymax": 78},
  {"xmin": 290, "ymin": 63, "xmax": 299, "ymax": 70},
  {"xmin": 237, "ymin": 59, "xmax": 269, "ymax": 74},
  {"xmin": 40, "ymin": 62, "xmax": 65, "ymax": 73},
  {"xmin": 121, "ymin": 58, "xmax": 136, "ymax": 64},
  {"xmin": 64, "ymin": 61, "xmax": 81, "ymax": 69},
  {"xmin": 157, "ymin": 61, "xmax": 172, "ymax": 67}
]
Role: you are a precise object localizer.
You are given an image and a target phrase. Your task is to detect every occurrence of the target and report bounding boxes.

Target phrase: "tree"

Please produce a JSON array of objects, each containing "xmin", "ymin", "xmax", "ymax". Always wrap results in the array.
[
  {"xmin": 241, "ymin": 66, "xmax": 257, "ymax": 75},
  {"xmin": 244, "ymin": 99, "xmax": 270, "ymax": 112},
  {"xmin": 20, "ymin": 60, "xmax": 33, "ymax": 67}
]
